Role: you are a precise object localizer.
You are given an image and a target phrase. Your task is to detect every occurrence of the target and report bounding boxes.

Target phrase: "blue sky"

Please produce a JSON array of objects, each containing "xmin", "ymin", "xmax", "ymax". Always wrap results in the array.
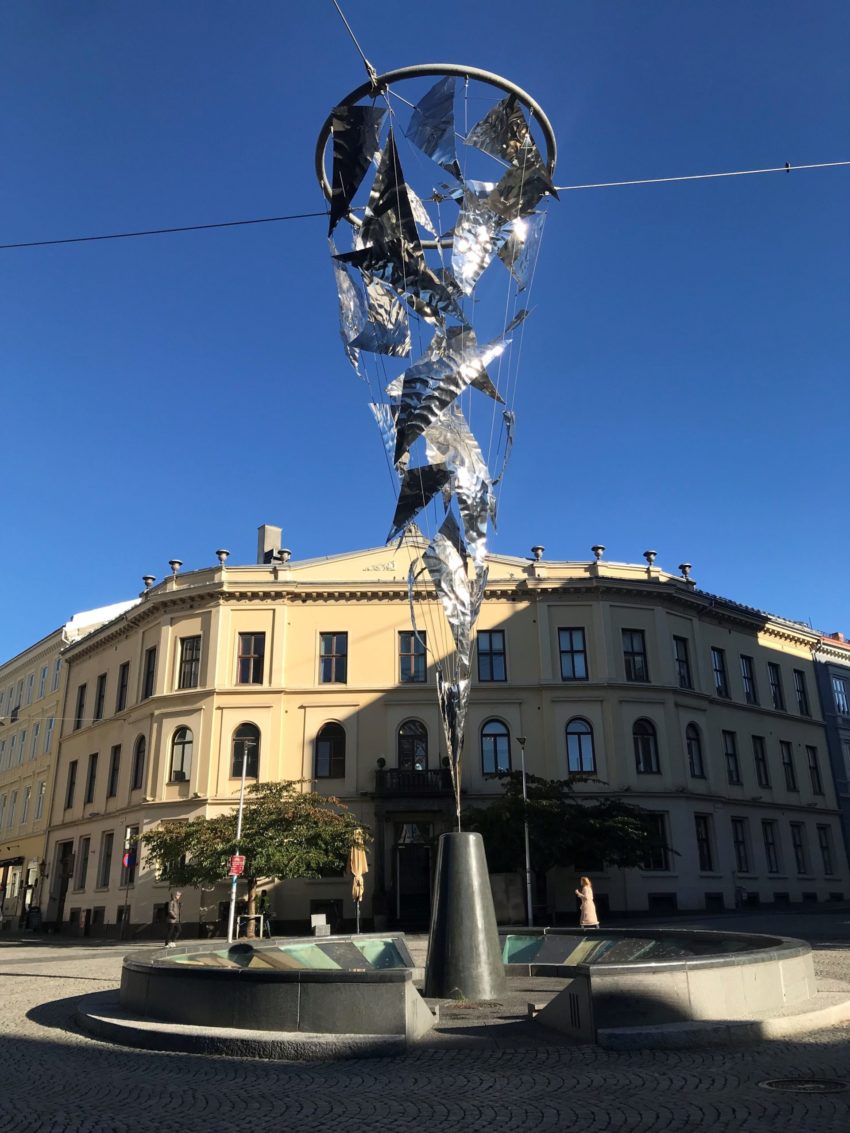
[{"xmin": 1, "ymin": 1, "xmax": 848, "ymax": 659}]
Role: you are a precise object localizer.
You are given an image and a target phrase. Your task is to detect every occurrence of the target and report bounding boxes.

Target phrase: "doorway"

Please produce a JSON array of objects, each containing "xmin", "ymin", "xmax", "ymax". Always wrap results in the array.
[{"xmin": 394, "ymin": 822, "xmax": 432, "ymax": 925}]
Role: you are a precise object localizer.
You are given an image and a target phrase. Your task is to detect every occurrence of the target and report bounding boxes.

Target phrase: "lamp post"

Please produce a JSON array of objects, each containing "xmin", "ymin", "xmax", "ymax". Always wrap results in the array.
[
  {"xmin": 226, "ymin": 748, "xmax": 249, "ymax": 943},
  {"xmin": 516, "ymin": 736, "xmax": 533, "ymax": 928}
]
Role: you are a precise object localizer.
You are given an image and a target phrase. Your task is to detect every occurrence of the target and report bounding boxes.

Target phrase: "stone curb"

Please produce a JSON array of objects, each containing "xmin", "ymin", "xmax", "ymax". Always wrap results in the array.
[
  {"xmin": 596, "ymin": 991, "xmax": 850, "ymax": 1050},
  {"xmin": 75, "ymin": 992, "xmax": 406, "ymax": 1060}
]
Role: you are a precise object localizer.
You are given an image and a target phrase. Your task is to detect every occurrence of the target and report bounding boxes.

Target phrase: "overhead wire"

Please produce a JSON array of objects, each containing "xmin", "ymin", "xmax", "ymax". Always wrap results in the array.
[{"xmin": 1, "ymin": 159, "xmax": 845, "ymax": 253}]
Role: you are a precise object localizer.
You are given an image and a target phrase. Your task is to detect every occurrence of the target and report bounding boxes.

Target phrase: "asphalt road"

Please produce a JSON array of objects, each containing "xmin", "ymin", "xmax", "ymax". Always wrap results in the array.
[{"xmin": 1, "ymin": 909, "xmax": 849, "ymax": 1133}]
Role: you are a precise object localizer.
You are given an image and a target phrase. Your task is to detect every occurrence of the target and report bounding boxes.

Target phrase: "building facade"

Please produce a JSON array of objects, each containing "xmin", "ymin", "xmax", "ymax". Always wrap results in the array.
[
  {"xmin": 0, "ymin": 603, "xmax": 135, "ymax": 929},
  {"xmin": 35, "ymin": 528, "xmax": 850, "ymax": 937}
]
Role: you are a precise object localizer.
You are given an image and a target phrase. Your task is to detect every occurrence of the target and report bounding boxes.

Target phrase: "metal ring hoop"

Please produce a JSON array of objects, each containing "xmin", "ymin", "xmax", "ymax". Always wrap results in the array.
[{"xmin": 315, "ymin": 63, "xmax": 558, "ymax": 249}]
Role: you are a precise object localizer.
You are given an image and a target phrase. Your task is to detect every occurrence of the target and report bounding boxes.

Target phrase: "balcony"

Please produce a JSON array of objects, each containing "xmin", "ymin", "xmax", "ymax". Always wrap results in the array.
[{"xmin": 374, "ymin": 768, "xmax": 453, "ymax": 797}]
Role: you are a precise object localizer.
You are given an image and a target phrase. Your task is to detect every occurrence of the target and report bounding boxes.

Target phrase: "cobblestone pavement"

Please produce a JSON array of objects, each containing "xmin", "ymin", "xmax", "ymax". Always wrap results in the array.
[{"xmin": 1, "ymin": 911, "xmax": 850, "ymax": 1133}]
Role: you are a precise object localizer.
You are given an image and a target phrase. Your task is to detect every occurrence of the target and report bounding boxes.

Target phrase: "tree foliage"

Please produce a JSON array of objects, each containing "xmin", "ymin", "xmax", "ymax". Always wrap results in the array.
[
  {"xmin": 141, "ymin": 781, "xmax": 368, "ymax": 919},
  {"xmin": 463, "ymin": 772, "xmax": 664, "ymax": 876}
]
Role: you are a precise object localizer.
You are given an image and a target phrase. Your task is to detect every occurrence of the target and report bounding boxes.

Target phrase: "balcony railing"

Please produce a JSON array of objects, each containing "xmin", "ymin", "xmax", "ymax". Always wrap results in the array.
[{"xmin": 374, "ymin": 768, "xmax": 453, "ymax": 797}]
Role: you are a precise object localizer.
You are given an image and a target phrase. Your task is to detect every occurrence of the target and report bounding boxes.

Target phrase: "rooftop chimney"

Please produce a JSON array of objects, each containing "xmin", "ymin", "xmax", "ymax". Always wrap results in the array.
[{"xmin": 257, "ymin": 524, "xmax": 283, "ymax": 565}]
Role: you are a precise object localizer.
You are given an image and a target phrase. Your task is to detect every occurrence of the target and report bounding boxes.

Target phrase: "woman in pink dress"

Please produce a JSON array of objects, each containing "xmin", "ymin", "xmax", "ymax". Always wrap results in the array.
[{"xmin": 575, "ymin": 876, "xmax": 599, "ymax": 929}]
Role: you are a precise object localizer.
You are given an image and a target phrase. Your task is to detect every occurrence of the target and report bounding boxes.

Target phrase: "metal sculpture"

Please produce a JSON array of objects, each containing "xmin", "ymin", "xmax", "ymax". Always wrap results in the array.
[{"xmin": 316, "ymin": 65, "xmax": 557, "ymax": 827}]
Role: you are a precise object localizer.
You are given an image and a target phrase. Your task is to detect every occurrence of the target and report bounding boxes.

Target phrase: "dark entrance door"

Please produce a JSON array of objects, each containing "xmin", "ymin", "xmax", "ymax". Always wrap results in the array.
[{"xmin": 394, "ymin": 823, "xmax": 432, "ymax": 925}]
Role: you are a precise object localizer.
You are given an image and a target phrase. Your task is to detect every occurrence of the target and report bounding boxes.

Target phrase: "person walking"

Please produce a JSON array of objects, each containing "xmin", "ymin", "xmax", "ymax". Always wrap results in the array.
[
  {"xmin": 575, "ymin": 876, "xmax": 599, "ymax": 930},
  {"xmin": 165, "ymin": 890, "xmax": 182, "ymax": 947}
]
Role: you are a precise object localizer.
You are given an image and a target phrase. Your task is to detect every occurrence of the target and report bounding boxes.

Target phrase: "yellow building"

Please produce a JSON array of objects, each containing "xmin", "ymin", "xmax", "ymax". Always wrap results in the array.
[
  {"xmin": 0, "ymin": 602, "xmax": 135, "ymax": 929},
  {"xmin": 39, "ymin": 526, "xmax": 849, "ymax": 937}
]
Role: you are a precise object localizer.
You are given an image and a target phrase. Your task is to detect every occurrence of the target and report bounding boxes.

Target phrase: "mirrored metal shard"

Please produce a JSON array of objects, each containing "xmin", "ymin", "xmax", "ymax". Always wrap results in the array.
[
  {"xmin": 405, "ymin": 183, "xmax": 438, "ymax": 237},
  {"xmin": 425, "ymin": 406, "xmax": 492, "ymax": 567},
  {"xmin": 437, "ymin": 670, "xmax": 470, "ymax": 769},
  {"xmin": 394, "ymin": 336, "xmax": 509, "ymax": 464},
  {"xmin": 432, "ymin": 326, "xmax": 504, "ymax": 404},
  {"xmin": 465, "ymin": 94, "xmax": 546, "ymax": 173},
  {"xmin": 388, "ymin": 464, "xmax": 453, "ymax": 540},
  {"xmin": 328, "ymin": 104, "xmax": 387, "ymax": 235},
  {"xmin": 498, "ymin": 211, "xmax": 547, "ymax": 289},
  {"xmin": 329, "ymin": 244, "xmax": 367, "ymax": 375},
  {"xmin": 370, "ymin": 402, "xmax": 402, "ymax": 471},
  {"xmin": 424, "ymin": 528, "xmax": 473, "ymax": 666},
  {"xmin": 350, "ymin": 276, "xmax": 411, "ymax": 356},
  {"xmin": 485, "ymin": 162, "xmax": 557, "ymax": 220},
  {"xmin": 452, "ymin": 188, "xmax": 512, "ymax": 294},
  {"xmin": 405, "ymin": 75, "xmax": 463, "ymax": 181}
]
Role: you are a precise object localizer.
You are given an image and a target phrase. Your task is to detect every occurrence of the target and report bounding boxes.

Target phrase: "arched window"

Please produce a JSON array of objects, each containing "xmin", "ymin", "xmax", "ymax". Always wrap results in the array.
[
  {"xmin": 170, "ymin": 727, "xmax": 193, "ymax": 782},
  {"xmin": 686, "ymin": 723, "xmax": 705, "ymax": 778},
  {"xmin": 633, "ymin": 719, "xmax": 660, "ymax": 774},
  {"xmin": 481, "ymin": 719, "xmax": 511, "ymax": 775},
  {"xmin": 398, "ymin": 720, "xmax": 428, "ymax": 771},
  {"xmin": 315, "ymin": 723, "xmax": 345, "ymax": 779},
  {"xmin": 232, "ymin": 723, "xmax": 260, "ymax": 778},
  {"xmin": 131, "ymin": 735, "xmax": 146, "ymax": 791},
  {"xmin": 566, "ymin": 717, "xmax": 596, "ymax": 774}
]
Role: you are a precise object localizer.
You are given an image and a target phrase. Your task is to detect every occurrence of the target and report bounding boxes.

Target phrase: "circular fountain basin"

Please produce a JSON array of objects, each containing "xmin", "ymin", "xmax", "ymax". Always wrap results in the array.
[
  {"xmin": 502, "ymin": 927, "xmax": 816, "ymax": 1033},
  {"xmin": 119, "ymin": 934, "xmax": 434, "ymax": 1040}
]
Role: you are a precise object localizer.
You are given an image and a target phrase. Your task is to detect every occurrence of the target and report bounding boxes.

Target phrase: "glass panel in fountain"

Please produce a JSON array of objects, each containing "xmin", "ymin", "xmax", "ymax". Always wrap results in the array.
[{"xmin": 172, "ymin": 937, "xmax": 412, "ymax": 971}]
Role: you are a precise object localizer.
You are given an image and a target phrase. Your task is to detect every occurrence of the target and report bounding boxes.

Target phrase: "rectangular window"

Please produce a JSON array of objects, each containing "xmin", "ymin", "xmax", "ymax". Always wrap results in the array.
[
  {"xmin": 695, "ymin": 814, "xmax": 715, "ymax": 872},
  {"xmin": 673, "ymin": 636, "xmax": 692, "ymax": 689},
  {"xmin": 793, "ymin": 670, "xmax": 811, "ymax": 716},
  {"xmin": 93, "ymin": 673, "xmax": 107, "ymax": 721},
  {"xmin": 559, "ymin": 628, "xmax": 588, "ymax": 681},
  {"xmin": 832, "ymin": 675, "xmax": 850, "ymax": 715},
  {"xmin": 30, "ymin": 723, "xmax": 39, "ymax": 759},
  {"xmin": 641, "ymin": 813, "xmax": 669, "ymax": 871},
  {"xmin": 178, "ymin": 636, "xmax": 202, "ymax": 689},
  {"xmin": 0, "ymin": 795, "xmax": 5, "ymax": 827},
  {"xmin": 399, "ymin": 631, "xmax": 427, "ymax": 683},
  {"xmin": 806, "ymin": 746, "xmax": 824, "ymax": 795},
  {"xmin": 20, "ymin": 785, "xmax": 31, "ymax": 825},
  {"xmin": 97, "ymin": 831, "xmax": 114, "ymax": 889},
  {"xmin": 622, "ymin": 629, "xmax": 649, "ymax": 682},
  {"xmin": 131, "ymin": 741, "xmax": 146, "ymax": 791},
  {"xmin": 34, "ymin": 781, "xmax": 45, "ymax": 821},
  {"xmin": 477, "ymin": 630, "xmax": 506, "ymax": 682},
  {"xmin": 790, "ymin": 823, "xmax": 808, "ymax": 874},
  {"xmin": 115, "ymin": 661, "xmax": 130, "ymax": 712},
  {"xmin": 84, "ymin": 753, "xmax": 98, "ymax": 805},
  {"xmin": 24, "ymin": 673, "xmax": 34, "ymax": 705},
  {"xmin": 107, "ymin": 745, "xmax": 121, "ymax": 798},
  {"xmin": 723, "ymin": 731, "xmax": 741, "ymax": 785},
  {"xmin": 142, "ymin": 647, "xmax": 157, "ymax": 700},
  {"xmin": 8, "ymin": 790, "xmax": 18, "ymax": 829},
  {"xmin": 762, "ymin": 820, "xmax": 781, "ymax": 873},
  {"xmin": 710, "ymin": 648, "xmax": 729, "ymax": 698},
  {"xmin": 73, "ymin": 683, "xmax": 86, "ymax": 730},
  {"xmin": 44, "ymin": 717, "xmax": 55, "ymax": 754},
  {"xmin": 780, "ymin": 741, "xmax": 798, "ymax": 791},
  {"xmin": 236, "ymin": 633, "xmax": 265, "ymax": 685},
  {"xmin": 817, "ymin": 825, "xmax": 835, "ymax": 875},
  {"xmin": 752, "ymin": 735, "xmax": 770, "ymax": 788},
  {"xmin": 38, "ymin": 666, "xmax": 48, "ymax": 699},
  {"xmin": 731, "ymin": 817, "xmax": 750, "ymax": 874},
  {"xmin": 319, "ymin": 633, "xmax": 348, "ymax": 684},
  {"xmin": 75, "ymin": 836, "xmax": 90, "ymax": 889},
  {"xmin": 740, "ymin": 655, "xmax": 758, "ymax": 705},
  {"xmin": 65, "ymin": 760, "xmax": 78, "ymax": 809},
  {"xmin": 52, "ymin": 658, "xmax": 61, "ymax": 691},
  {"xmin": 767, "ymin": 662, "xmax": 785, "ymax": 710}
]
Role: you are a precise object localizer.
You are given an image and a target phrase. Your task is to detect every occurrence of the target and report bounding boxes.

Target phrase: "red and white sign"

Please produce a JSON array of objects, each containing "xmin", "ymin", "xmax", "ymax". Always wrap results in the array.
[{"xmin": 228, "ymin": 854, "xmax": 246, "ymax": 876}]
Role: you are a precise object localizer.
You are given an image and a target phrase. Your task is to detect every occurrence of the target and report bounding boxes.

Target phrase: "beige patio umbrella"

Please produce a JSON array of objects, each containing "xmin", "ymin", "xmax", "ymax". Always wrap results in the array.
[{"xmin": 348, "ymin": 828, "xmax": 368, "ymax": 933}]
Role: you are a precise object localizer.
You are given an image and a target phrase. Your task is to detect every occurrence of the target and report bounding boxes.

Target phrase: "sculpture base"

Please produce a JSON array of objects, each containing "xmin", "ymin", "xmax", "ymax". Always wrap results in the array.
[{"xmin": 424, "ymin": 831, "xmax": 506, "ymax": 1000}]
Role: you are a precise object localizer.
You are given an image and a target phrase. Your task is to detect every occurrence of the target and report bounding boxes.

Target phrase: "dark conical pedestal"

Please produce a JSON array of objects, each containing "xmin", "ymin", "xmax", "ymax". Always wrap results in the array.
[{"xmin": 424, "ymin": 831, "xmax": 506, "ymax": 1000}]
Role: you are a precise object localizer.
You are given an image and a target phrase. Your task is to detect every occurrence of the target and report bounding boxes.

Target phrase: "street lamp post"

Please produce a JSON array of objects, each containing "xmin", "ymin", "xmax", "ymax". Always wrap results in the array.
[
  {"xmin": 516, "ymin": 736, "xmax": 533, "ymax": 928},
  {"xmin": 226, "ymin": 749, "xmax": 249, "ymax": 943}
]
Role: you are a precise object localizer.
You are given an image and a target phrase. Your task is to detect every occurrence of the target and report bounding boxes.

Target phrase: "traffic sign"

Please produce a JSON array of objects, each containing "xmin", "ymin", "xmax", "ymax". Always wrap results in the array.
[
  {"xmin": 122, "ymin": 850, "xmax": 137, "ymax": 869},
  {"xmin": 229, "ymin": 854, "xmax": 246, "ymax": 876}
]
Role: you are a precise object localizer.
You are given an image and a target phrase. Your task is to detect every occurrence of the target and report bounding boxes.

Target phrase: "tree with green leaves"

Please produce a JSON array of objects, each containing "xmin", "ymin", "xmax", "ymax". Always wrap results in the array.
[
  {"xmin": 141, "ymin": 781, "xmax": 367, "ymax": 935},
  {"xmin": 463, "ymin": 772, "xmax": 665, "ymax": 888}
]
